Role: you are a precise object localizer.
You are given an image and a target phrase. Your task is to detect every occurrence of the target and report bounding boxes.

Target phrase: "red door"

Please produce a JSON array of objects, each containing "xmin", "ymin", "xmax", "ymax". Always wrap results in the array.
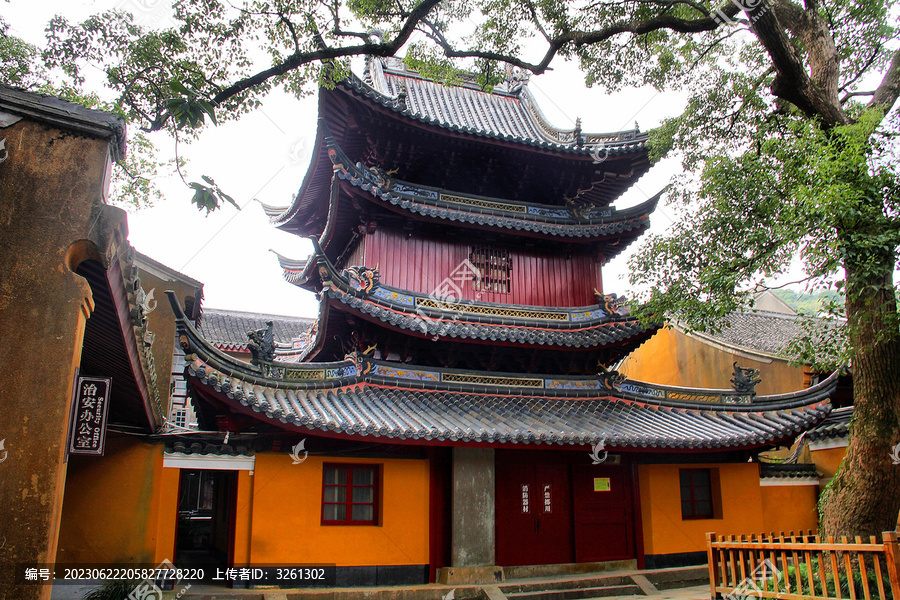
[
  {"xmin": 572, "ymin": 462, "xmax": 635, "ymax": 562},
  {"xmin": 496, "ymin": 458, "xmax": 574, "ymax": 566}
]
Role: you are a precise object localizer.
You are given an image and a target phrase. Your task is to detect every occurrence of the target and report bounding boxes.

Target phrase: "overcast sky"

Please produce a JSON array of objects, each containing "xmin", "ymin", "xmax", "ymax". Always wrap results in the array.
[{"xmin": 6, "ymin": 0, "xmax": 682, "ymax": 317}]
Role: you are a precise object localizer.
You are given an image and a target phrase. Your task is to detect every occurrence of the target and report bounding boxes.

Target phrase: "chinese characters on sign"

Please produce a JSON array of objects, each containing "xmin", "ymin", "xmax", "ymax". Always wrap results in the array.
[
  {"xmin": 68, "ymin": 376, "xmax": 112, "ymax": 456},
  {"xmin": 521, "ymin": 484, "xmax": 530, "ymax": 514}
]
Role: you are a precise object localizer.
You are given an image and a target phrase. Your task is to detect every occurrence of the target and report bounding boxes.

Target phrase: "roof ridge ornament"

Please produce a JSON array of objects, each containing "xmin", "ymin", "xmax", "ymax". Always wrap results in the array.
[
  {"xmin": 504, "ymin": 63, "xmax": 530, "ymax": 94},
  {"xmin": 731, "ymin": 362, "xmax": 762, "ymax": 396},
  {"xmin": 342, "ymin": 264, "xmax": 380, "ymax": 294},
  {"xmin": 248, "ymin": 321, "xmax": 276, "ymax": 365}
]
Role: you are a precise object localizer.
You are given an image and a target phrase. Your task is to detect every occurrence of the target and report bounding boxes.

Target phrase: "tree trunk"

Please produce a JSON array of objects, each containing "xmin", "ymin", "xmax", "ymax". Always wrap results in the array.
[{"xmin": 819, "ymin": 249, "xmax": 900, "ymax": 538}]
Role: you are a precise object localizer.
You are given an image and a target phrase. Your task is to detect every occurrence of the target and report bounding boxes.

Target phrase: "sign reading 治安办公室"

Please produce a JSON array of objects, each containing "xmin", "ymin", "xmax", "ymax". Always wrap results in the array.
[
  {"xmin": 593, "ymin": 477, "xmax": 611, "ymax": 492},
  {"xmin": 68, "ymin": 376, "xmax": 112, "ymax": 456}
]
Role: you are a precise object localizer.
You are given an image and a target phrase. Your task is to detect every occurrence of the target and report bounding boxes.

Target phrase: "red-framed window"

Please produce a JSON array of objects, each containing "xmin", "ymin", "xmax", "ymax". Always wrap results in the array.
[
  {"xmin": 680, "ymin": 468, "xmax": 714, "ymax": 520},
  {"xmin": 322, "ymin": 464, "xmax": 379, "ymax": 525}
]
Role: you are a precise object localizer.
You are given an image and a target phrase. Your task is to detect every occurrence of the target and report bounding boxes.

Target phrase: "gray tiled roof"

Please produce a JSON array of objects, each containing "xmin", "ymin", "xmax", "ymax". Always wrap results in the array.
[
  {"xmin": 293, "ymin": 240, "xmax": 658, "ymax": 349},
  {"xmin": 759, "ymin": 463, "xmax": 820, "ymax": 479},
  {"xmin": 351, "ymin": 57, "xmax": 649, "ymax": 154},
  {"xmin": 806, "ymin": 406, "xmax": 853, "ymax": 441},
  {"xmin": 329, "ymin": 288, "xmax": 650, "ymax": 348},
  {"xmin": 184, "ymin": 355, "xmax": 832, "ymax": 448},
  {"xmin": 695, "ymin": 311, "xmax": 843, "ymax": 359},
  {"xmin": 169, "ymin": 290, "xmax": 837, "ymax": 450},
  {"xmin": 199, "ymin": 308, "xmax": 314, "ymax": 352},
  {"xmin": 329, "ymin": 135, "xmax": 658, "ymax": 241}
]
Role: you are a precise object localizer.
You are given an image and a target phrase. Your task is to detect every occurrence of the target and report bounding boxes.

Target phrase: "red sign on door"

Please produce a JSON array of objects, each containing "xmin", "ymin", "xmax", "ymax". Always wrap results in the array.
[{"xmin": 68, "ymin": 376, "xmax": 112, "ymax": 456}]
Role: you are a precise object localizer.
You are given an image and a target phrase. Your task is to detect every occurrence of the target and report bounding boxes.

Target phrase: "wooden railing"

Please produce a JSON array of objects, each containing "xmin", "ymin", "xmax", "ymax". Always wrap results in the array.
[{"xmin": 707, "ymin": 531, "xmax": 900, "ymax": 600}]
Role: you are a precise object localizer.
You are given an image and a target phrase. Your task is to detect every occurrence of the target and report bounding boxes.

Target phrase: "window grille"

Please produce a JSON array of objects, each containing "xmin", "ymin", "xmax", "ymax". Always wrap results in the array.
[{"xmin": 469, "ymin": 246, "xmax": 512, "ymax": 294}]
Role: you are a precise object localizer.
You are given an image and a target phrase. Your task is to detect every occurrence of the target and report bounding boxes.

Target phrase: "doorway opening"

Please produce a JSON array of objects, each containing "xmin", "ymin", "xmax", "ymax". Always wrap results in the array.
[{"xmin": 175, "ymin": 469, "xmax": 237, "ymax": 577}]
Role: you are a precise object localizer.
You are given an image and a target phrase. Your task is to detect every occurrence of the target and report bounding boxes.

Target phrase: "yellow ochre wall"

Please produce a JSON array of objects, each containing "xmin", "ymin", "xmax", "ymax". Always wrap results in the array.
[
  {"xmin": 242, "ymin": 454, "xmax": 430, "ymax": 566},
  {"xmin": 811, "ymin": 446, "xmax": 846, "ymax": 481},
  {"xmin": 56, "ymin": 437, "xmax": 179, "ymax": 564},
  {"xmin": 759, "ymin": 485, "xmax": 820, "ymax": 534},
  {"xmin": 620, "ymin": 328, "xmax": 807, "ymax": 396},
  {"xmin": 57, "ymin": 449, "xmax": 430, "ymax": 567},
  {"xmin": 639, "ymin": 463, "xmax": 818, "ymax": 555}
]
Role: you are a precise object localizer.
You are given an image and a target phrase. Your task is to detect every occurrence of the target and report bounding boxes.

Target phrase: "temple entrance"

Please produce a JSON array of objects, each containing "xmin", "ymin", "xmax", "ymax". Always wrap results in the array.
[
  {"xmin": 572, "ymin": 462, "xmax": 635, "ymax": 562},
  {"xmin": 495, "ymin": 452, "xmax": 637, "ymax": 566},
  {"xmin": 496, "ymin": 453, "xmax": 574, "ymax": 566},
  {"xmin": 175, "ymin": 469, "xmax": 237, "ymax": 577}
]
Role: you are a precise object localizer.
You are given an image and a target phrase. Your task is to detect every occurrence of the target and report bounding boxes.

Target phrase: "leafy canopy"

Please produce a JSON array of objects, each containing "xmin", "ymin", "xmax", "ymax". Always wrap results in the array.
[{"xmin": 3, "ymin": 0, "xmax": 899, "ymax": 317}]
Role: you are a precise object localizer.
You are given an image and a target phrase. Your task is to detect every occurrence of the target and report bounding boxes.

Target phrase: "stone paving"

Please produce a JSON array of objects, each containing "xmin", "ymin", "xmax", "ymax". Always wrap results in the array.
[{"xmin": 48, "ymin": 572, "xmax": 712, "ymax": 600}]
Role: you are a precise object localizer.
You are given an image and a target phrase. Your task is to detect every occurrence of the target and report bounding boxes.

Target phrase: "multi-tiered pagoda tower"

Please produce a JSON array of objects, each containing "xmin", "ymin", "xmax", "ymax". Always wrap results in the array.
[
  {"xmin": 269, "ymin": 58, "xmax": 660, "ymax": 374},
  {"xmin": 171, "ymin": 57, "xmax": 836, "ymax": 584}
]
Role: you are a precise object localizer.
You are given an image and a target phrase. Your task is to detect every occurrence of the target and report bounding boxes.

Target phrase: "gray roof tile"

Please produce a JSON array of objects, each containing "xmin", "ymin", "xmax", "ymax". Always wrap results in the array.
[
  {"xmin": 199, "ymin": 308, "xmax": 314, "ymax": 352},
  {"xmin": 695, "ymin": 311, "xmax": 843, "ymax": 360},
  {"xmin": 350, "ymin": 58, "xmax": 649, "ymax": 154},
  {"xmin": 805, "ymin": 406, "xmax": 853, "ymax": 441},
  {"xmin": 185, "ymin": 355, "xmax": 832, "ymax": 449}
]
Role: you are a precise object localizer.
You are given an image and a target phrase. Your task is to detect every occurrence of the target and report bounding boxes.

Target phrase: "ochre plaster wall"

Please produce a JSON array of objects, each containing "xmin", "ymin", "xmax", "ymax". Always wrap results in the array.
[
  {"xmin": 620, "ymin": 328, "xmax": 807, "ymax": 395},
  {"xmin": 245, "ymin": 454, "xmax": 430, "ymax": 565},
  {"xmin": 638, "ymin": 463, "xmax": 766, "ymax": 556},
  {"xmin": 56, "ymin": 437, "xmax": 177, "ymax": 564},
  {"xmin": 759, "ymin": 485, "xmax": 820, "ymax": 534},
  {"xmin": 0, "ymin": 114, "xmax": 124, "ymax": 600},
  {"xmin": 811, "ymin": 446, "xmax": 847, "ymax": 480}
]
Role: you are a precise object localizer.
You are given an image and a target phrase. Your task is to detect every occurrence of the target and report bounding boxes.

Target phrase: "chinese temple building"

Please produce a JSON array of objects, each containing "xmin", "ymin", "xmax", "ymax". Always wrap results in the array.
[{"xmin": 161, "ymin": 57, "xmax": 838, "ymax": 584}]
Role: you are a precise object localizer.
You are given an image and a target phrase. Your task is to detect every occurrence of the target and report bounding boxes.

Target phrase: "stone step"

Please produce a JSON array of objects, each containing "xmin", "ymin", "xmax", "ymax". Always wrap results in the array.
[
  {"xmin": 506, "ymin": 584, "xmax": 643, "ymax": 600},
  {"xmin": 501, "ymin": 575, "xmax": 633, "ymax": 595},
  {"xmin": 638, "ymin": 566, "xmax": 709, "ymax": 591}
]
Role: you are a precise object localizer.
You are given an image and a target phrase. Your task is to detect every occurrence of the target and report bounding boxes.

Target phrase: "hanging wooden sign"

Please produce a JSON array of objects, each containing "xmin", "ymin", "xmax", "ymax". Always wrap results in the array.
[{"xmin": 68, "ymin": 376, "xmax": 112, "ymax": 456}]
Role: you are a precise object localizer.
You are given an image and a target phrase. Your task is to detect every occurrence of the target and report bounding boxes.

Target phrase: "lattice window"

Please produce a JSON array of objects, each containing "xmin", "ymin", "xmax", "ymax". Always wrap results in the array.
[
  {"xmin": 680, "ymin": 468, "xmax": 719, "ymax": 520},
  {"xmin": 469, "ymin": 246, "xmax": 512, "ymax": 294},
  {"xmin": 322, "ymin": 464, "xmax": 379, "ymax": 525}
]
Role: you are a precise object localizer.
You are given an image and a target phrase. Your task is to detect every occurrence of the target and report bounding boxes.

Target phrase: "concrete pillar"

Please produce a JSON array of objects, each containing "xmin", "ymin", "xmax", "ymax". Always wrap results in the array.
[{"xmin": 444, "ymin": 447, "xmax": 504, "ymax": 583}]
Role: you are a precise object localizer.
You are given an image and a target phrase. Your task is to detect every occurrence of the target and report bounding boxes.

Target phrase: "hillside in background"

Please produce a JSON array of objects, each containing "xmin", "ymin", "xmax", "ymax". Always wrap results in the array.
[{"xmin": 772, "ymin": 289, "xmax": 843, "ymax": 315}]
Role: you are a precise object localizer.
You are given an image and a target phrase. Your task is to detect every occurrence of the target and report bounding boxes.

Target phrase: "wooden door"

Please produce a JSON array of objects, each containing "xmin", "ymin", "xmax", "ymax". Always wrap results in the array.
[
  {"xmin": 496, "ymin": 460, "xmax": 574, "ymax": 566},
  {"xmin": 572, "ymin": 462, "xmax": 635, "ymax": 562}
]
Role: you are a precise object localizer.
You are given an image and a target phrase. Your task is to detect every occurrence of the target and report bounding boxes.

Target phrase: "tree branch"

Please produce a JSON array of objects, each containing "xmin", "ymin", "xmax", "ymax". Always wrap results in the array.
[
  {"xmin": 278, "ymin": 13, "xmax": 301, "ymax": 54},
  {"xmin": 749, "ymin": 0, "xmax": 848, "ymax": 127},
  {"xmin": 869, "ymin": 47, "xmax": 900, "ymax": 113},
  {"xmin": 431, "ymin": 5, "xmax": 741, "ymax": 77},
  {"xmin": 182, "ymin": 0, "xmax": 441, "ymax": 124}
]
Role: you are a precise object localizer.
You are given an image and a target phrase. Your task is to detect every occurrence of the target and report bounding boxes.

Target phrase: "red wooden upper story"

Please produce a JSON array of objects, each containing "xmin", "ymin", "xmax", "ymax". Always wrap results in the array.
[{"xmin": 345, "ymin": 223, "xmax": 604, "ymax": 308}]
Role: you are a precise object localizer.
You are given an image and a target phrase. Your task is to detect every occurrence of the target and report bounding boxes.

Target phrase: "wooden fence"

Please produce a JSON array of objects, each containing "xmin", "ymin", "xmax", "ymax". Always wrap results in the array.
[{"xmin": 707, "ymin": 531, "xmax": 900, "ymax": 600}]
